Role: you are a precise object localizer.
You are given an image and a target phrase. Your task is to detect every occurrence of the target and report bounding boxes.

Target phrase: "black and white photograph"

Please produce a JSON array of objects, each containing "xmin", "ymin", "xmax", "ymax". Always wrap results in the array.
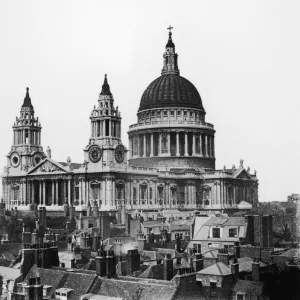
[{"xmin": 0, "ymin": 1, "xmax": 299, "ymax": 299}]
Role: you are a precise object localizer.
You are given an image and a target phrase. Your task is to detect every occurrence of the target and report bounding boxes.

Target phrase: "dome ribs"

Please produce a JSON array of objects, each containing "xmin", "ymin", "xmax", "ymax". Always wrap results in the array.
[{"xmin": 139, "ymin": 74, "xmax": 204, "ymax": 111}]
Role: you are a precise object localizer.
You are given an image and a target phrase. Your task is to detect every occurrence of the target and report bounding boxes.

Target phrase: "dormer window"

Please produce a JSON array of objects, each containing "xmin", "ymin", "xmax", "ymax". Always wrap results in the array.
[
  {"xmin": 229, "ymin": 228, "xmax": 238, "ymax": 237},
  {"xmin": 212, "ymin": 228, "xmax": 220, "ymax": 238}
]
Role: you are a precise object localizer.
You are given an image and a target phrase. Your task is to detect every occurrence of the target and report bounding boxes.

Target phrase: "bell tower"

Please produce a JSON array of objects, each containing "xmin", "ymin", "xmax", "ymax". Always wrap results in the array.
[
  {"xmin": 5, "ymin": 88, "xmax": 45, "ymax": 174},
  {"xmin": 84, "ymin": 75, "xmax": 127, "ymax": 170}
]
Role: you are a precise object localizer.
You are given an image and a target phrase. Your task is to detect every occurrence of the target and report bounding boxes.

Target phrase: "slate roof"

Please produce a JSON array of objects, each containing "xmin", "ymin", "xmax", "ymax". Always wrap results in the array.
[
  {"xmin": 26, "ymin": 266, "xmax": 97, "ymax": 300},
  {"xmin": 156, "ymin": 248, "xmax": 182, "ymax": 259},
  {"xmin": 235, "ymin": 257, "xmax": 268, "ymax": 273},
  {"xmin": 0, "ymin": 266, "xmax": 21, "ymax": 280},
  {"xmin": 197, "ymin": 262, "xmax": 232, "ymax": 276},
  {"xmin": 204, "ymin": 216, "xmax": 245, "ymax": 226},
  {"xmin": 233, "ymin": 280, "xmax": 264, "ymax": 296}
]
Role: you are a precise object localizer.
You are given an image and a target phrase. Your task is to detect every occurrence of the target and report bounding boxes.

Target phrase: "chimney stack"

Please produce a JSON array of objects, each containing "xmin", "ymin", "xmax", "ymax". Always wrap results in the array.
[
  {"xmin": 252, "ymin": 257, "xmax": 260, "ymax": 281},
  {"xmin": 233, "ymin": 242, "xmax": 240, "ymax": 259},
  {"xmin": 231, "ymin": 257, "xmax": 239, "ymax": 279},
  {"xmin": 95, "ymin": 247, "xmax": 106, "ymax": 277},
  {"xmin": 217, "ymin": 249, "xmax": 229, "ymax": 265},
  {"xmin": 163, "ymin": 253, "xmax": 174, "ymax": 280},
  {"xmin": 193, "ymin": 253, "xmax": 204, "ymax": 272},
  {"xmin": 106, "ymin": 250, "xmax": 113, "ymax": 278},
  {"xmin": 127, "ymin": 249, "xmax": 140, "ymax": 275}
]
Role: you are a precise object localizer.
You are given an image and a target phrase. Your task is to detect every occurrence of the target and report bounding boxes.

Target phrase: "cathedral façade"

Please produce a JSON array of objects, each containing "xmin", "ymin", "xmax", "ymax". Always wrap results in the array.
[{"xmin": 1, "ymin": 29, "xmax": 258, "ymax": 223}]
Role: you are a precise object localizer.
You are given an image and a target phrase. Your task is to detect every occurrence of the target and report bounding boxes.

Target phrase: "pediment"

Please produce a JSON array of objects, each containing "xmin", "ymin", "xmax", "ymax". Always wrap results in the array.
[
  {"xmin": 27, "ymin": 158, "xmax": 69, "ymax": 175},
  {"xmin": 234, "ymin": 169, "xmax": 251, "ymax": 179}
]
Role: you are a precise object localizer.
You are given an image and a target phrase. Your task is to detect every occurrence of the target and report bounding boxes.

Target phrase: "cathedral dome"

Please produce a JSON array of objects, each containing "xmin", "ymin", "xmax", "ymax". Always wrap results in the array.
[{"xmin": 139, "ymin": 74, "xmax": 204, "ymax": 111}]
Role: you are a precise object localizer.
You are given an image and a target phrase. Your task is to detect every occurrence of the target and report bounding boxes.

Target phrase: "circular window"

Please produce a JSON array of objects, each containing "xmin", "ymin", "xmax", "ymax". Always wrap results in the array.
[{"xmin": 11, "ymin": 153, "xmax": 20, "ymax": 167}]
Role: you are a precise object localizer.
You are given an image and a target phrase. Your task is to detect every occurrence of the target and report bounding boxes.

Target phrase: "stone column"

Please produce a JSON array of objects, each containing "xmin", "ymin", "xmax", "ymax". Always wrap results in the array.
[
  {"xmin": 68, "ymin": 179, "xmax": 71, "ymax": 205},
  {"xmin": 108, "ymin": 120, "xmax": 111, "ymax": 137},
  {"xmin": 159, "ymin": 133, "xmax": 163, "ymax": 156},
  {"xmin": 150, "ymin": 134, "xmax": 154, "ymax": 157},
  {"xmin": 205, "ymin": 135, "xmax": 208, "ymax": 157},
  {"xmin": 200, "ymin": 134, "xmax": 203, "ymax": 156},
  {"xmin": 103, "ymin": 119, "xmax": 106, "ymax": 137},
  {"xmin": 112, "ymin": 179, "xmax": 115, "ymax": 208},
  {"xmin": 167, "ymin": 132, "xmax": 171, "ymax": 155},
  {"xmin": 31, "ymin": 181, "xmax": 35, "ymax": 204},
  {"xmin": 43, "ymin": 181, "xmax": 46, "ymax": 206},
  {"xmin": 39, "ymin": 182, "xmax": 42, "ymax": 205},
  {"xmin": 184, "ymin": 185, "xmax": 188, "ymax": 205},
  {"xmin": 55, "ymin": 180, "xmax": 58, "ymax": 205},
  {"xmin": 23, "ymin": 130, "xmax": 25, "ymax": 144},
  {"xmin": 128, "ymin": 137, "xmax": 132, "ymax": 159},
  {"xmin": 192, "ymin": 133, "xmax": 196, "ymax": 156},
  {"xmin": 176, "ymin": 132, "xmax": 180, "ymax": 156},
  {"xmin": 143, "ymin": 134, "xmax": 146, "ymax": 157},
  {"xmin": 184, "ymin": 133, "xmax": 188, "ymax": 156},
  {"xmin": 79, "ymin": 180, "xmax": 82, "ymax": 205},
  {"xmin": 52, "ymin": 180, "xmax": 55, "ymax": 205}
]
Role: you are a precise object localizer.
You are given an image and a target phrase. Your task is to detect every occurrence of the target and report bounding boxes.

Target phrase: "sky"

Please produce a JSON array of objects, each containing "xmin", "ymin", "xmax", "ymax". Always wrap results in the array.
[{"xmin": 0, "ymin": 0, "xmax": 299, "ymax": 202}]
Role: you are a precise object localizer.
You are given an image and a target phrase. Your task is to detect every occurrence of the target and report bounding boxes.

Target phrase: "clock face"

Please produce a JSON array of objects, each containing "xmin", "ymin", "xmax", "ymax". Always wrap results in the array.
[
  {"xmin": 115, "ymin": 145, "xmax": 125, "ymax": 163},
  {"xmin": 89, "ymin": 146, "xmax": 102, "ymax": 163},
  {"xmin": 11, "ymin": 152, "xmax": 20, "ymax": 168},
  {"xmin": 33, "ymin": 153, "xmax": 43, "ymax": 166}
]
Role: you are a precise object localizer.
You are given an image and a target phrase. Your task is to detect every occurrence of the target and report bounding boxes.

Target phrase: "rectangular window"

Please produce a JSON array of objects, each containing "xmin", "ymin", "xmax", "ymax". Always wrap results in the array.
[
  {"xmin": 177, "ymin": 111, "xmax": 181, "ymax": 116},
  {"xmin": 190, "ymin": 112, "xmax": 193, "ymax": 117},
  {"xmin": 184, "ymin": 111, "xmax": 187, "ymax": 116},
  {"xmin": 170, "ymin": 111, "xmax": 174, "ymax": 116},
  {"xmin": 236, "ymin": 294, "xmax": 245, "ymax": 300},
  {"xmin": 163, "ymin": 111, "xmax": 167, "ymax": 117},
  {"xmin": 229, "ymin": 228, "xmax": 237, "ymax": 237},
  {"xmin": 157, "ymin": 111, "xmax": 161, "ymax": 117},
  {"xmin": 151, "ymin": 111, "xmax": 155, "ymax": 117},
  {"xmin": 146, "ymin": 113, "xmax": 149, "ymax": 118},
  {"xmin": 212, "ymin": 228, "xmax": 220, "ymax": 238}
]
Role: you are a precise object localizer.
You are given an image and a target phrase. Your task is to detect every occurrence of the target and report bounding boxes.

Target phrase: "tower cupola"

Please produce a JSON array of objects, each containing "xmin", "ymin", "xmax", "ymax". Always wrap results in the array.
[
  {"xmin": 162, "ymin": 26, "xmax": 179, "ymax": 76},
  {"xmin": 6, "ymin": 88, "xmax": 45, "ymax": 174}
]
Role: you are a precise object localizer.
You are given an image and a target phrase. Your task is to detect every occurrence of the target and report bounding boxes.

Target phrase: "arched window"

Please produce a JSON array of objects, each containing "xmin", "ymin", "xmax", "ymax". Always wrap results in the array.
[
  {"xmin": 149, "ymin": 187, "xmax": 153, "ymax": 200},
  {"xmin": 133, "ymin": 188, "xmax": 136, "ymax": 200}
]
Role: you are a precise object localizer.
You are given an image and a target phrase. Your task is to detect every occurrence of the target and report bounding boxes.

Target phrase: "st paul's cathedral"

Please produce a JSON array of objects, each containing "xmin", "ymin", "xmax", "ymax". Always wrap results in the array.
[{"xmin": 1, "ymin": 29, "xmax": 258, "ymax": 223}]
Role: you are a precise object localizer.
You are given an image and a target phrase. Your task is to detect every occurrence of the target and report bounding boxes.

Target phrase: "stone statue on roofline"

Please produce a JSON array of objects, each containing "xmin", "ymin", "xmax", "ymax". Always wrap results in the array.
[
  {"xmin": 240, "ymin": 159, "xmax": 244, "ymax": 168},
  {"xmin": 46, "ymin": 146, "xmax": 51, "ymax": 158}
]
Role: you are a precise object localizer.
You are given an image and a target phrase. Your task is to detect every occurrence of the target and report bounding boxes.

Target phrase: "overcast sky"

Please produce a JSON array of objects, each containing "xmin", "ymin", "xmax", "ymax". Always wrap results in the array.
[{"xmin": 0, "ymin": 0, "xmax": 299, "ymax": 202}]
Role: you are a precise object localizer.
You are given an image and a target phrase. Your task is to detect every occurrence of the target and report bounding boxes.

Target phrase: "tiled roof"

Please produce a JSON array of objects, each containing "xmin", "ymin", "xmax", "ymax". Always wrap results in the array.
[
  {"xmin": 142, "ymin": 221, "xmax": 168, "ymax": 228},
  {"xmin": 280, "ymin": 248, "xmax": 300, "ymax": 258},
  {"xmin": 202, "ymin": 249, "xmax": 218, "ymax": 258},
  {"xmin": 197, "ymin": 262, "xmax": 232, "ymax": 276},
  {"xmin": 91, "ymin": 277, "xmax": 177, "ymax": 300},
  {"xmin": 233, "ymin": 280, "xmax": 264, "ymax": 296}
]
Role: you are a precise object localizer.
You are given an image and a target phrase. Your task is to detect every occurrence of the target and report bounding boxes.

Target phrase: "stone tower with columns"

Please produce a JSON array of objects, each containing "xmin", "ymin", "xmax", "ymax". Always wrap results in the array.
[
  {"xmin": 6, "ymin": 88, "xmax": 45, "ymax": 175},
  {"xmin": 83, "ymin": 74, "xmax": 128, "ymax": 171},
  {"xmin": 128, "ymin": 29, "xmax": 215, "ymax": 169}
]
